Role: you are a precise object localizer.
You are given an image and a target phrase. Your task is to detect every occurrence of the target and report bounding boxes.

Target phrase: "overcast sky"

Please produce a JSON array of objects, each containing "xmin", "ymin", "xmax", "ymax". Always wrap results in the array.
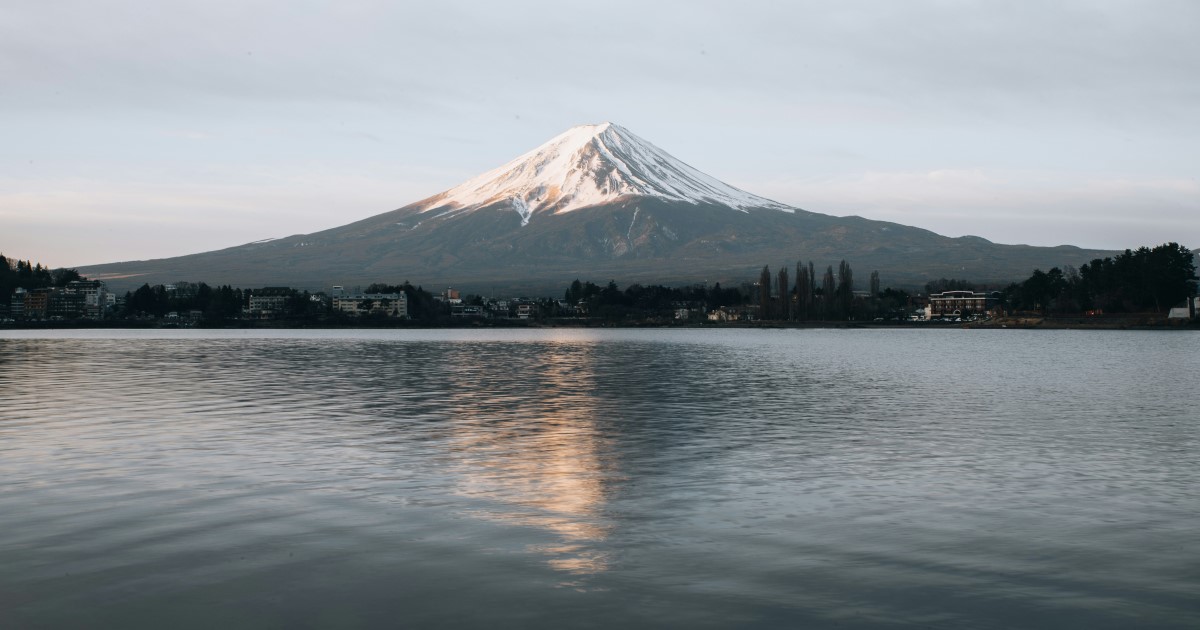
[{"xmin": 3, "ymin": 0, "xmax": 1197, "ymax": 267}]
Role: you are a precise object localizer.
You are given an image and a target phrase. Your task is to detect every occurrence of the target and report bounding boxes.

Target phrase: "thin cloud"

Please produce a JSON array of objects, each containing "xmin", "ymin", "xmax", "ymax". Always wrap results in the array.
[{"xmin": 1, "ymin": 1, "xmax": 1197, "ymax": 265}]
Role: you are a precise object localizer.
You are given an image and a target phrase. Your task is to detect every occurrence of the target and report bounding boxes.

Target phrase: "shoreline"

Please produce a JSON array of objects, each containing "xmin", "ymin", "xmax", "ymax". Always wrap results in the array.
[{"xmin": 1, "ymin": 316, "xmax": 1195, "ymax": 332}]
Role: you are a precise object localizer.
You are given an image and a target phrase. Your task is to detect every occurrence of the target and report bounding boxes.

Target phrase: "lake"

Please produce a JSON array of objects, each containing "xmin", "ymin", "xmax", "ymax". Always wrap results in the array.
[{"xmin": 1, "ymin": 328, "xmax": 1197, "ymax": 628}]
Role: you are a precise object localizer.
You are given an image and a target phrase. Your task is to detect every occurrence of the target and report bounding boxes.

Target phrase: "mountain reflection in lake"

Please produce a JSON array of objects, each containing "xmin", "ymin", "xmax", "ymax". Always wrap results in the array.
[
  {"xmin": 1, "ymin": 328, "xmax": 1198, "ymax": 629},
  {"xmin": 444, "ymin": 341, "xmax": 616, "ymax": 578}
]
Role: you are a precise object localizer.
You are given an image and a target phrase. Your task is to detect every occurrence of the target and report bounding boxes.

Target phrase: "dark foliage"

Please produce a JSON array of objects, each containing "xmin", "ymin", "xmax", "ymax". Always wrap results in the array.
[
  {"xmin": 0, "ymin": 255, "xmax": 81, "ymax": 306},
  {"xmin": 1004, "ymin": 243, "xmax": 1196, "ymax": 314},
  {"xmin": 365, "ymin": 282, "xmax": 443, "ymax": 322},
  {"xmin": 925, "ymin": 278, "xmax": 976, "ymax": 294},
  {"xmin": 566, "ymin": 279, "xmax": 747, "ymax": 322}
]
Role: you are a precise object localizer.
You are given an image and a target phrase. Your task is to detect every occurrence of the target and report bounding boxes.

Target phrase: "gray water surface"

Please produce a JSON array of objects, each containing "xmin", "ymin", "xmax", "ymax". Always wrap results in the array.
[{"xmin": 1, "ymin": 328, "xmax": 1197, "ymax": 628}]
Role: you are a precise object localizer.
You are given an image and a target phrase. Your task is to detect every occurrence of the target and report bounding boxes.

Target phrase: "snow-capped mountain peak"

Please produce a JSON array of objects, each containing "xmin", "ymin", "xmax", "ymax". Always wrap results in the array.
[{"xmin": 417, "ymin": 122, "xmax": 793, "ymax": 224}]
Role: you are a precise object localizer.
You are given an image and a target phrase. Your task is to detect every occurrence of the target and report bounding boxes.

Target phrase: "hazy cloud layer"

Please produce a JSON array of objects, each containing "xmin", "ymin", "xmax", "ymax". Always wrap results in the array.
[{"xmin": 2, "ymin": 1, "xmax": 1197, "ymax": 266}]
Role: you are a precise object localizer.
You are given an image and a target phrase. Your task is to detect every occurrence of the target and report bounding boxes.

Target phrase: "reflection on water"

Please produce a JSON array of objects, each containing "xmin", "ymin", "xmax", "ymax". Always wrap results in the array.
[
  {"xmin": 1, "ymin": 328, "xmax": 1199, "ymax": 629},
  {"xmin": 446, "ymin": 342, "xmax": 615, "ymax": 577}
]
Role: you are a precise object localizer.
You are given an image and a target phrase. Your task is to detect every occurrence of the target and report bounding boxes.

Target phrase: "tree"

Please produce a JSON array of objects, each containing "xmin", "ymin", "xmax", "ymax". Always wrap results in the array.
[
  {"xmin": 795, "ymin": 260, "xmax": 813, "ymax": 321},
  {"xmin": 878, "ymin": 287, "xmax": 912, "ymax": 320},
  {"xmin": 759, "ymin": 265, "xmax": 771, "ymax": 320},
  {"xmin": 51, "ymin": 268, "xmax": 82, "ymax": 287},
  {"xmin": 401, "ymin": 283, "xmax": 444, "ymax": 322},
  {"xmin": 0, "ymin": 255, "xmax": 61, "ymax": 307},
  {"xmin": 867, "ymin": 270, "xmax": 881, "ymax": 318},
  {"xmin": 204, "ymin": 285, "xmax": 243, "ymax": 321},
  {"xmin": 1143, "ymin": 242, "xmax": 1197, "ymax": 312},
  {"xmin": 777, "ymin": 266, "xmax": 790, "ymax": 320},
  {"xmin": 1008, "ymin": 243, "xmax": 1197, "ymax": 315},
  {"xmin": 820, "ymin": 265, "xmax": 835, "ymax": 320},
  {"xmin": 1008, "ymin": 267, "xmax": 1076, "ymax": 314},
  {"xmin": 705, "ymin": 282, "xmax": 744, "ymax": 310},
  {"xmin": 565, "ymin": 279, "xmax": 584, "ymax": 304},
  {"xmin": 836, "ymin": 260, "xmax": 854, "ymax": 319},
  {"xmin": 925, "ymin": 278, "xmax": 976, "ymax": 294}
]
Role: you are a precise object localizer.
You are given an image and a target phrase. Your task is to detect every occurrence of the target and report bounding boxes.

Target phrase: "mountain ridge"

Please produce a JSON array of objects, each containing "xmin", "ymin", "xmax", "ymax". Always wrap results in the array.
[{"xmin": 81, "ymin": 123, "xmax": 1119, "ymax": 293}]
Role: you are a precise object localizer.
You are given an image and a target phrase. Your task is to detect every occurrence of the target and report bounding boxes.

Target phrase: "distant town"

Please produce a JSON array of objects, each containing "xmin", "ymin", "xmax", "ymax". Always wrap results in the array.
[{"xmin": 1, "ymin": 243, "xmax": 1195, "ymax": 328}]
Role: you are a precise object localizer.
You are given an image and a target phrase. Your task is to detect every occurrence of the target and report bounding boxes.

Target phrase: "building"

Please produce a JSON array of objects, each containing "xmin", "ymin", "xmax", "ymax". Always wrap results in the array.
[
  {"xmin": 46, "ymin": 290, "xmax": 85, "ymax": 319},
  {"xmin": 9, "ymin": 288, "xmax": 27, "ymax": 318},
  {"xmin": 246, "ymin": 294, "xmax": 289, "ymax": 318},
  {"xmin": 332, "ymin": 292, "xmax": 408, "ymax": 317},
  {"xmin": 928, "ymin": 290, "xmax": 1000, "ymax": 318},
  {"xmin": 65, "ymin": 280, "xmax": 109, "ymax": 318},
  {"xmin": 23, "ymin": 288, "xmax": 51, "ymax": 319},
  {"xmin": 707, "ymin": 307, "xmax": 744, "ymax": 322},
  {"xmin": 245, "ymin": 288, "xmax": 294, "ymax": 319},
  {"xmin": 440, "ymin": 288, "xmax": 462, "ymax": 305},
  {"xmin": 450, "ymin": 304, "xmax": 484, "ymax": 318},
  {"xmin": 1168, "ymin": 297, "xmax": 1198, "ymax": 320}
]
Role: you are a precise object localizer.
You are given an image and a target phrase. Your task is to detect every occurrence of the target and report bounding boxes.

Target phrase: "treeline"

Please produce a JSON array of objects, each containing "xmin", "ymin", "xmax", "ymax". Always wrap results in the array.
[
  {"xmin": 757, "ymin": 260, "xmax": 909, "ymax": 321},
  {"xmin": 0, "ymin": 254, "xmax": 83, "ymax": 303},
  {"xmin": 565, "ymin": 259, "xmax": 912, "ymax": 322},
  {"xmin": 760, "ymin": 260, "xmax": 861, "ymax": 320},
  {"xmin": 565, "ymin": 279, "xmax": 746, "ymax": 320},
  {"xmin": 11, "ymin": 243, "xmax": 1192, "ymax": 324},
  {"xmin": 363, "ymin": 283, "xmax": 442, "ymax": 320},
  {"xmin": 125, "ymin": 283, "xmax": 256, "ymax": 320},
  {"xmin": 120, "ymin": 281, "xmax": 445, "ymax": 323},
  {"xmin": 1003, "ymin": 243, "xmax": 1196, "ymax": 314},
  {"xmin": 925, "ymin": 278, "xmax": 988, "ymax": 294}
]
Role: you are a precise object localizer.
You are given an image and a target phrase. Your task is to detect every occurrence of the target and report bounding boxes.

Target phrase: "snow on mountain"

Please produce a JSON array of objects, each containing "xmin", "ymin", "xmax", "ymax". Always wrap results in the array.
[{"xmin": 417, "ymin": 122, "xmax": 793, "ymax": 224}]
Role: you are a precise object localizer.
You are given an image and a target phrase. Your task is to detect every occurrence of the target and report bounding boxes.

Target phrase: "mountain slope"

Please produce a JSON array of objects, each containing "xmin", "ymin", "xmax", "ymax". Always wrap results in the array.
[
  {"xmin": 81, "ymin": 123, "xmax": 1116, "ymax": 292},
  {"xmin": 412, "ymin": 122, "xmax": 792, "ymax": 224}
]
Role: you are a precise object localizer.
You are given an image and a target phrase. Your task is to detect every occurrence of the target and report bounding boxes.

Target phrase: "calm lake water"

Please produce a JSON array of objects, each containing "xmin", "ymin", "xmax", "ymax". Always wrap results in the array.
[{"xmin": 1, "ymin": 328, "xmax": 1198, "ymax": 628}]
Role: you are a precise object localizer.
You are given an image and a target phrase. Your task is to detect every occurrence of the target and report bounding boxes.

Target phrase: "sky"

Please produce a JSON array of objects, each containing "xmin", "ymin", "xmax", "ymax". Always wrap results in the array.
[{"xmin": 2, "ymin": 0, "xmax": 1197, "ymax": 268}]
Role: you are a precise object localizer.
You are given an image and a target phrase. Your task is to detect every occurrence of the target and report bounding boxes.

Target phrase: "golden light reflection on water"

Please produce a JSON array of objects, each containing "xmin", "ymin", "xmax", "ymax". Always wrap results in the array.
[{"xmin": 445, "ymin": 342, "xmax": 617, "ymax": 579}]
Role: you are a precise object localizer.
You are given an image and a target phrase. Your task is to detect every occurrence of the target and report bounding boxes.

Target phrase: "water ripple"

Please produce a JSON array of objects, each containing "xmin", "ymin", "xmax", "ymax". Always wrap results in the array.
[{"xmin": 1, "ymin": 328, "xmax": 1198, "ymax": 628}]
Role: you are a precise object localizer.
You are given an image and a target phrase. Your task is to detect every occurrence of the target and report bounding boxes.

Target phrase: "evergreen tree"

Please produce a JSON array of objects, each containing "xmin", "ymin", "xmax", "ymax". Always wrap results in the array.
[
  {"xmin": 759, "ymin": 265, "xmax": 771, "ymax": 320},
  {"xmin": 565, "ymin": 279, "xmax": 584, "ymax": 304},
  {"xmin": 795, "ymin": 260, "xmax": 813, "ymax": 321},
  {"xmin": 837, "ymin": 260, "xmax": 854, "ymax": 319},
  {"xmin": 821, "ymin": 265, "xmax": 835, "ymax": 320},
  {"xmin": 777, "ymin": 266, "xmax": 790, "ymax": 321}
]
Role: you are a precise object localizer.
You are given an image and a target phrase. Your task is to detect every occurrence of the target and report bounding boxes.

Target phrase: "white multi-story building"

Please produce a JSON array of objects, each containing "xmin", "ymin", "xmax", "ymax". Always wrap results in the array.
[
  {"xmin": 247, "ymin": 294, "xmax": 289, "ymax": 317},
  {"xmin": 332, "ymin": 292, "xmax": 408, "ymax": 318}
]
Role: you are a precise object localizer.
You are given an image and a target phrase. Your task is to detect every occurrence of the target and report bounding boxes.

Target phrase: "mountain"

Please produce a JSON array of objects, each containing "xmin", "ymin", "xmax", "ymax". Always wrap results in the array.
[
  {"xmin": 81, "ymin": 122, "xmax": 1115, "ymax": 293},
  {"xmin": 417, "ymin": 123, "xmax": 793, "ymax": 222}
]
